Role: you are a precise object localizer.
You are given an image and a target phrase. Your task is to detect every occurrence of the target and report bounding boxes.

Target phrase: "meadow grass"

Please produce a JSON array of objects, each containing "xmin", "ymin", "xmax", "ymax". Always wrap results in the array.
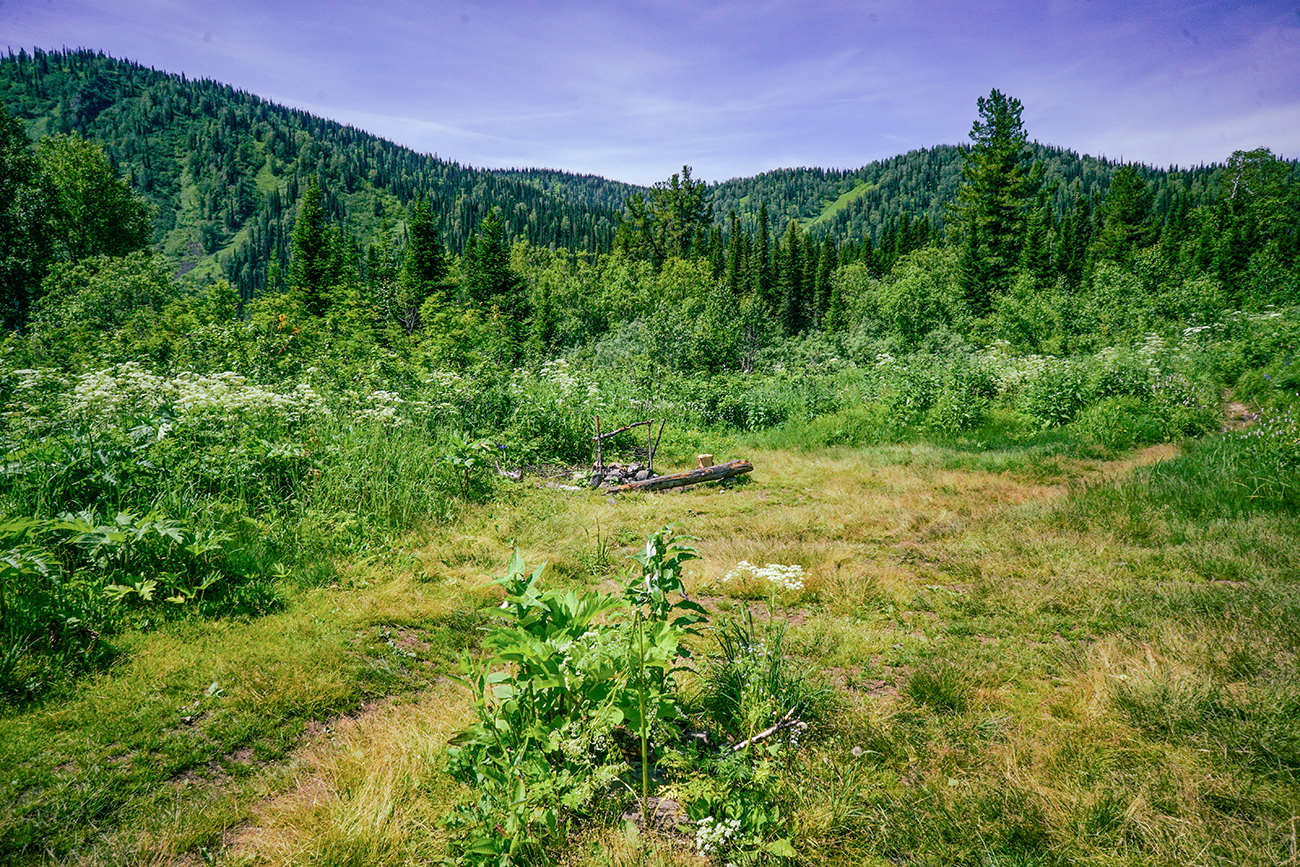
[{"xmin": 1, "ymin": 430, "xmax": 1297, "ymax": 866}]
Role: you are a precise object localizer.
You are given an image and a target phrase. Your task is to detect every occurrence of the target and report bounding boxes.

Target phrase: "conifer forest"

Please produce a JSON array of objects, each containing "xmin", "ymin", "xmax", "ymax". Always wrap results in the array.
[{"xmin": 0, "ymin": 48, "xmax": 1298, "ymax": 867}]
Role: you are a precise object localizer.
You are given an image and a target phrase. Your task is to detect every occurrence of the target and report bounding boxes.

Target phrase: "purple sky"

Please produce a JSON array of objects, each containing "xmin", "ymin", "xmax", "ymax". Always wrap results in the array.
[{"xmin": 2, "ymin": 1, "xmax": 1298, "ymax": 185}]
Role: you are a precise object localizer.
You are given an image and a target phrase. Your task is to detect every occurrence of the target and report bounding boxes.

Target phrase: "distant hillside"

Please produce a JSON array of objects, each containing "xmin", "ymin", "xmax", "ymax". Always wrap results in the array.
[
  {"xmin": 0, "ymin": 48, "xmax": 633, "ymax": 299},
  {"xmin": 711, "ymin": 144, "xmax": 1230, "ymax": 242},
  {"xmin": 492, "ymin": 168, "xmax": 642, "ymax": 214}
]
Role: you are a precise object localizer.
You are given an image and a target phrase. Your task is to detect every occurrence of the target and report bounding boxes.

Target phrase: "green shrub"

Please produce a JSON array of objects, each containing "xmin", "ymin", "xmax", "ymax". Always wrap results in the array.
[
  {"xmin": 877, "ymin": 354, "xmax": 943, "ymax": 427},
  {"xmin": 1017, "ymin": 357, "xmax": 1090, "ymax": 428},
  {"xmin": 926, "ymin": 359, "xmax": 992, "ymax": 433},
  {"xmin": 0, "ymin": 510, "xmax": 275, "ymax": 701},
  {"xmin": 504, "ymin": 359, "xmax": 602, "ymax": 464},
  {"xmin": 444, "ymin": 529, "xmax": 705, "ymax": 865}
]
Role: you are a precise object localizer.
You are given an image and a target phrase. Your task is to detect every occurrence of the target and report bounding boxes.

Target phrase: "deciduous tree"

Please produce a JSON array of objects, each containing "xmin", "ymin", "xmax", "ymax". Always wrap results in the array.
[
  {"xmin": 37, "ymin": 134, "xmax": 152, "ymax": 263},
  {"xmin": 0, "ymin": 103, "xmax": 51, "ymax": 328}
]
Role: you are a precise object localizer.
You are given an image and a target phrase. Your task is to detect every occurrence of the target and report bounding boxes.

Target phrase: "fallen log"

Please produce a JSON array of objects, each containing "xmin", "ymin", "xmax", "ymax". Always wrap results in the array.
[{"xmin": 606, "ymin": 458, "xmax": 752, "ymax": 493}]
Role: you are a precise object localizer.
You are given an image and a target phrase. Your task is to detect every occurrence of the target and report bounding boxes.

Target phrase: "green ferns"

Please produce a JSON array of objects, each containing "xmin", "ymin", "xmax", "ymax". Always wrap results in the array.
[{"xmin": 0, "ymin": 510, "xmax": 275, "ymax": 701}]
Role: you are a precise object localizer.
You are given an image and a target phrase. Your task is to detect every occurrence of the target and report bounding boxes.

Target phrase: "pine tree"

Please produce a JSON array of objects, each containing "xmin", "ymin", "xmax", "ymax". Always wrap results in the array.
[
  {"xmin": 466, "ymin": 208, "xmax": 528, "ymax": 353},
  {"xmin": 778, "ymin": 220, "xmax": 806, "ymax": 334},
  {"xmin": 801, "ymin": 232, "xmax": 817, "ymax": 312},
  {"xmin": 289, "ymin": 177, "xmax": 333, "ymax": 316},
  {"xmin": 617, "ymin": 165, "xmax": 712, "ymax": 266},
  {"xmin": 707, "ymin": 223, "xmax": 725, "ymax": 278},
  {"xmin": 950, "ymin": 89, "xmax": 1042, "ymax": 314},
  {"xmin": 1093, "ymin": 165, "xmax": 1153, "ymax": 264},
  {"xmin": 824, "ymin": 269, "xmax": 847, "ymax": 334},
  {"xmin": 1018, "ymin": 193, "xmax": 1054, "ymax": 287},
  {"xmin": 755, "ymin": 201, "xmax": 773, "ymax": 308},
  {"xmin": 725, "ymin": 210, "xmax": 743, "ymax": 295},
  {"xmin": 395, "ymin": 196, "xmax": 448, "ymax": 334},
  {"xmin": 529, "ymin": 273, "xmax": 557, "ymax": 357},
  {"xmin": 814, "ymin": 235, "xmax": 837, "ymax": 327}
]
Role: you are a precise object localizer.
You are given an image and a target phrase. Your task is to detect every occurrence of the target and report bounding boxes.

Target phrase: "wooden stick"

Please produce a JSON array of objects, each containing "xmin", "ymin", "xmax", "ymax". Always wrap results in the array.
[
  {"xmin": 594, "ymin": 415, "xmax": 603, "ymax": 472},
  {"xmin": 591, "ymin": 419, "xmax": 653, "ymax": 441},
  {"xmin": 650, "ymin": 418, "xmax": 665, "ymax": 474},
  {"xmin": 731, "ymin": 708, "xmax": 798, "ymax": 752},
  {"xmin": 606, "ymin": 459, "xmax": 752, "ymax": 494}
]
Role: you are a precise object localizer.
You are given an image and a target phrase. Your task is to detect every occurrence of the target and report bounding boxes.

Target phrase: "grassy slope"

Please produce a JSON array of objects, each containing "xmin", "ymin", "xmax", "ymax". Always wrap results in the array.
[
  {"xmin": 803, "ymin": 180, "xmax": 873, "ymax": 229},
  {"xmin": 2, "ymin": 434, "xmax": 1298, "ymax": 866}
]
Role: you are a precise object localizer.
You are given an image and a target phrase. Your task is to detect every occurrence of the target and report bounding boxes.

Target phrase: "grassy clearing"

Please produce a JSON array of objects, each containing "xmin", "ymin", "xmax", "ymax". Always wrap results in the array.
[
  {"xmin": 3, "ymin": 430, "xmax": 1298, "ymax": 865},
  {"xmin": 805, "ymin": 180, "xmax": 873, "ymax": 229}
]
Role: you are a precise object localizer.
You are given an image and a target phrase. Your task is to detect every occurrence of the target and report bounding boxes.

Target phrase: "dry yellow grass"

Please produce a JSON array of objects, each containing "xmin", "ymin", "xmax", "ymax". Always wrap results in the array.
[{"xmin": 229, "ymin": 681, "xmax": 473, "ymax": 866}]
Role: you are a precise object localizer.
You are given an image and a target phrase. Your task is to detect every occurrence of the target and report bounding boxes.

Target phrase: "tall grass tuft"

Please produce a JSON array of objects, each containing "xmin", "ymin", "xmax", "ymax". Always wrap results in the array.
[{"xmin": 903, "ymin": 661, "xmax": 971, "ymax": 715}]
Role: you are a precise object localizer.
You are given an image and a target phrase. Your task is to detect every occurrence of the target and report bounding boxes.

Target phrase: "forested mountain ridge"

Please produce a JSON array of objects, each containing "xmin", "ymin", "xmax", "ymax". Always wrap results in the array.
[
  {"xmin": 709, "ymin": 143, "xmax": 1240, "ymax": 243},
  {"xmin": 4, "ymin": 47, "xmax": 1289, "ymax": 308},
  {"xmin": 0, "ymin": 48, "xmax": 628, "ymax": 300},
  {"xmin": 492, "ymin": 168, "xmax": 642, "ymax": 213}
]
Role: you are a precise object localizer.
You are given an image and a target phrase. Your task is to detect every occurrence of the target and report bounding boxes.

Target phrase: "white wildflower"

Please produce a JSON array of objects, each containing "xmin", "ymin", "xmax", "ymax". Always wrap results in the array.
[
  {"xmin": 721, "ymin": 561, "xmax": 805, "ymax": 593},
  {"xmin": 695, "ymin": 815, "xmax": 743, "ymax": 856}
]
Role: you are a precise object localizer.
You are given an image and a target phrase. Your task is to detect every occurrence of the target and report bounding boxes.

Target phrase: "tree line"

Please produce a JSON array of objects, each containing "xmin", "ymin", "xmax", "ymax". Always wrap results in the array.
[{"xmin": 2, "ymin": 49, "xmax": 1298, "ymax": 376}]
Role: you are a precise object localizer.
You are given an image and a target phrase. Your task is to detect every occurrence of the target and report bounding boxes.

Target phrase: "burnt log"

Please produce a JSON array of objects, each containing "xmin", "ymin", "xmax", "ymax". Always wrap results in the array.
[{"xmin": 606, "ymin": 459, "xmax": 752, "ymax": 494}]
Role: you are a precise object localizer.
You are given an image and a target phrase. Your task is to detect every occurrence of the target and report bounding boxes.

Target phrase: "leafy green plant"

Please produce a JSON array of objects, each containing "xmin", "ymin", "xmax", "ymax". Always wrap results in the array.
[
  {"xmin": 1071, "ymin": 395, "xmax": 1169, "ymax": 452},
  {"xmin": 0, "ymin": 518, "xmax": 106, "ymax": 699},
  {"xmin": 442, "ymin": 430, "xmax": 494, "ymax": 499},
  {"xmin": 56, "ymin": 509, "xmax": 237, "ymax": 605},
  {"xmin": 1018, "ymin": 356, "xmax": 1090, "ymax": 429},
  {"xmin": 504, "ymin": 360, "xmax": 604, "ymax": 465},
  {"xmin": 625, "ymin": 524, "xmax": 705, "ymax": 627},
  {"xmin": 0, "ymin": 508, "xmax": 276, "ymax": 701},
  {"xmin": 684, "ymin": 758, "xmax": 797, "ymax": 863},
  {"xmin": 696, "ymin": 610, "xmax": 833, "ymax": 744},
  {"xmin": 445, "ymin": 529, "xmax": 704, "ymax": 865}
]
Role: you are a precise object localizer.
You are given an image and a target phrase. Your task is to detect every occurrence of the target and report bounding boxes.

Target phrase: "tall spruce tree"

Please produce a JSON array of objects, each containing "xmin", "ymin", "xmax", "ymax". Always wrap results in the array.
[
  {"xmin": 755, "ymin": 201, "xmax": 773, "ymax": 308},
  {"xmin": 289, "ymin": 177, "xmax": 333, "ymax": 316},
  {"xmin": 778, "ymin": 220, "xmax": 806, "ymax": 335},
  {"xmin": 466, "ymin": 208, "xmax": 528, "ymax": 344},
  {"xmin": 1018, "ymin": 192, "xmax": 1055, "ymax": 287},
  {"xmin": 395, "ymin": 196, "xmax": 447, "ymax": 334},
  {"xmin": 725, "ymin": 210, "xmax": 744, "ymax": 295},
  {"xmin": 1093, "ymin": 165, "xmax": 1153, "ymax": 264},
  {"xmin": 814, "ymin": 235, "xmax": 837, "ymax": 326},
  {"xmin": 951, "ymin": 89, "xmax": 1041, "ymax": 314}
]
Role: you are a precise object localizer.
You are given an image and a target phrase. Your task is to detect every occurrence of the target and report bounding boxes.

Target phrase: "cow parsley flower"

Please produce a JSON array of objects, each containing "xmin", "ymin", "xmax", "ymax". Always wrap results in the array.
[{"xmin": 722, "ymin": 561, "xmax": 805, "ymax": 593}]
